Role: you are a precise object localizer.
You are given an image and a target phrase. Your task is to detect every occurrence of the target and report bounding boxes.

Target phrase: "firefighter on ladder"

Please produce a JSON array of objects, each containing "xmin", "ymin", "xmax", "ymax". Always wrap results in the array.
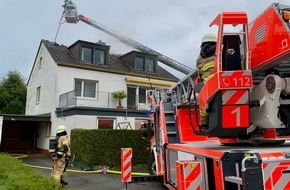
[
  {"xmin": 196, "ymin": 33, "xmax": 216, "ymax": 129},
  {"xmin": 52, "ymin": 125, "xmax": 71, "ymax": 186}
]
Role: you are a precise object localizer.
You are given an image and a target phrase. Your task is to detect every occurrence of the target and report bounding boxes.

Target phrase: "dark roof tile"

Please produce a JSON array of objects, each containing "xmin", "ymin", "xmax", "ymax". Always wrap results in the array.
[
  {"xmin": 42, "ymin": 40, "xmax": 179, "ymax": 81},
  {"xmin": 42, "ymin": 40, "xmax": 77, "ymax": 64}
]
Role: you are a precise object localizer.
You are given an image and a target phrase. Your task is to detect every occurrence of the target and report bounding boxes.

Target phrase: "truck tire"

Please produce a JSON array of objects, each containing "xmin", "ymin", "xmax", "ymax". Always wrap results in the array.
[{"xmin": 147, "ymin": 154, "xmax": 156, "ymax": 175}]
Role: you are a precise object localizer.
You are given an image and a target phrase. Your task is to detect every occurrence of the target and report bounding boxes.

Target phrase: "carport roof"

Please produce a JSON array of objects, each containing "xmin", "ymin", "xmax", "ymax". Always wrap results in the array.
[{"xmin": 0, "ymin": 113, "xmax": 51, "ymax": 122}]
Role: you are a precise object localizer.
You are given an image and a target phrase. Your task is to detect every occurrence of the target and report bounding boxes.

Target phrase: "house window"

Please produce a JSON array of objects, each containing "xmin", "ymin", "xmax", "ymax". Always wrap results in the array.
[
  {"xmin": 75, "ymin": 79, "xmax": 97, "ymax": 98},
  {"xmin": 127, "ymin": 86, "xmax": 136, "ymax": 108},
  {"xmin": 134, "ymin": 56, "xmax": 155, "ymax": 72},
  {"xmin": 145, "ymin": 58, "xmax": 155, "ymax": 72},
  {"xmin": 82, "ymin": 46, "xmax": 106, "ymax": 65},
  {"xmin": 94, "ymin": 49, "xmax": 105, "ymax": 64},
  {"xmin": 36, "ymin": 86, "xmax": 41, "ymax": 104},
  {"xmin": 39, "ymin": 57, "xmax": 42, "ymax": 70},
  {"xmin": 98, "ymin": 118, "xmax": 115, "ymax": 129},
  {"xmin": 81, "ymin": 47, "xmax": 93, "ymax": 62},
  {"xmin": 75, "ymin": 81, "xmax": 82, "ymax": 96},
  {"xmin": 135, "ymin": 57, "xmax": 144, "ymax": 70},
  {"xmin": 127, "ymin": 86, "xmax": 150, "ymax": 109},
  {"xmin": 139, "ymin": 87, "xmax": 148, "ymax": 103}
]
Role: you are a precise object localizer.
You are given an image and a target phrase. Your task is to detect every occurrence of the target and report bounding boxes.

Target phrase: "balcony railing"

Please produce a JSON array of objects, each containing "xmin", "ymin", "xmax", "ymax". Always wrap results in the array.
[{"xmin": 59, "ymin": 90, "xmax": 149, "ymax": 110}]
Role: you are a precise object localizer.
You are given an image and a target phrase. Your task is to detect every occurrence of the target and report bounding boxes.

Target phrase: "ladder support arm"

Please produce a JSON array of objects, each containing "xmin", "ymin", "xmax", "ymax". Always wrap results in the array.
[{"xmin": 78, "ymin": 15, "xmax": 192, "ymax": 74}]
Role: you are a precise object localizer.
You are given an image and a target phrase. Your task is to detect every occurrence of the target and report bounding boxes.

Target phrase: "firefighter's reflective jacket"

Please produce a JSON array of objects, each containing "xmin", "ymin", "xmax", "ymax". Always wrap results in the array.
[{"xmin": 55, "ymin": 136, "xmax": 71, "ymax": 158}]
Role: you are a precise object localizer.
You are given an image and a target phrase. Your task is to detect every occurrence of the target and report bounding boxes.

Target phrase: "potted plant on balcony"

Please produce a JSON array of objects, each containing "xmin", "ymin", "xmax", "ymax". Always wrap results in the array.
[{"xmin": 111, "ymin": 90, "xmax": 127, "ymax": 109}]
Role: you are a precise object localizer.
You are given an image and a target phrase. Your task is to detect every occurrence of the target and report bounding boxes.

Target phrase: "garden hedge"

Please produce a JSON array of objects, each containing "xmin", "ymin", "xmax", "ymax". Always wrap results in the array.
[{"xmin": 70, "ymin": 129, "xmax": 150, "ymax": 169}]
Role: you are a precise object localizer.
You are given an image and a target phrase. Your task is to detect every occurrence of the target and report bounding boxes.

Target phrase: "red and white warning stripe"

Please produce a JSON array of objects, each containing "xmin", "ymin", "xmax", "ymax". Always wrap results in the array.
[
  {"xmin": 263, "ymin": 160, "xmax": 290, "ymax": 189},
  {"xmin": 184, "ymin": 162, "xmax": 202, "ymax": 190},
  {"xmin": 221, "ymin": 70, "xmax": 251, "ymax": 77},
  {"xmin": 177, "ymin": 161, "xmax": 202, "ymax": 190},
  {"xmin": 121, "ymin": 148, "xmax": 132, "ymax": 183},
  {"xmin": 222, "ymin": 90, "xmax": 248, "ymax": 105}
]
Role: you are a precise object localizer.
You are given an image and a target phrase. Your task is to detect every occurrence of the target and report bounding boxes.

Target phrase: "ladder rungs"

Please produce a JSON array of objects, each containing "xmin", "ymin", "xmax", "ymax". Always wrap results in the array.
[{"xmin": 225, "ymin": 176, "xmax": 242, "ymax": 185}]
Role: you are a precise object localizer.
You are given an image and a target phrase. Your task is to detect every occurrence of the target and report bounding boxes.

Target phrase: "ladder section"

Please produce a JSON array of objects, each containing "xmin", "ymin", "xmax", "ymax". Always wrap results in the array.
[{"xmin": 163, "ymin": 102, "xmax": 179, "ymax": 143}]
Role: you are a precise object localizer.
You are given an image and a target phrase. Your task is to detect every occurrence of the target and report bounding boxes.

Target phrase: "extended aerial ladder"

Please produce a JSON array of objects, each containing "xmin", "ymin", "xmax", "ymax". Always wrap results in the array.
[{"xmin": 61, "ymin": 0, "xmax": 192, "ymax": 75}]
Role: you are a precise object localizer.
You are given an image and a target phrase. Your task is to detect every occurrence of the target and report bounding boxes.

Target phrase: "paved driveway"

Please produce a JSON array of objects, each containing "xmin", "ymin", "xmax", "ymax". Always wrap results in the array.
[{"xmin": 21, "ymin": 155, "xmax": 167, "ymax": 190}]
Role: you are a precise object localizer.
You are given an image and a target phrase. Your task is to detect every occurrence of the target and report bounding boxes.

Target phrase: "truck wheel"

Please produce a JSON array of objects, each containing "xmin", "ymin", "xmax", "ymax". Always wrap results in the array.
[{"xmin": 147, "ymin": 154, "xmax": 156, "ymax": 175}]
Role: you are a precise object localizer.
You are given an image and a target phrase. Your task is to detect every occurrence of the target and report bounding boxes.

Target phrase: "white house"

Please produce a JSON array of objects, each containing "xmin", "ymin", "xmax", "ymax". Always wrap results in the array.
[{"xmin": 24, "ymin": 39, "xmax": 179, "ymax": 153}]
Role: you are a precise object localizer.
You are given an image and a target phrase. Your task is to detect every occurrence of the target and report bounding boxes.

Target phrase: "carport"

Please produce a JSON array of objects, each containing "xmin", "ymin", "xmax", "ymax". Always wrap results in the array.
[{"xmin": 0, "ymin": 114, "xmax": 50, "ymax": 152}]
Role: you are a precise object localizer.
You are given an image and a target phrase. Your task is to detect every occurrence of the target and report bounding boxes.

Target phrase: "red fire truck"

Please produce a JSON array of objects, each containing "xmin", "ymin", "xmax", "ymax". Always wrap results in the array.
[{"xmin": 147, "ymin": 3, "xmax": 290, "ymax": 190}]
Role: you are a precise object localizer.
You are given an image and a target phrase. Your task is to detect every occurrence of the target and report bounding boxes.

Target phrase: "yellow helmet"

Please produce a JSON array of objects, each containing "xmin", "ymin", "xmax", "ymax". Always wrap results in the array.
[
  {"xmin": 56, "ymin": 125, "xmax": 66, "ymax": 134},
  {"xmin": 201, "ymin": 33, "xmax": 217, "ymax": 43}
]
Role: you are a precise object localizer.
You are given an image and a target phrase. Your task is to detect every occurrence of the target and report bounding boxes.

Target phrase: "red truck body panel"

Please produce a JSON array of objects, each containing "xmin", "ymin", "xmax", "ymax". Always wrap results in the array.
[{"xmin": 249, "ymin": 4, "xmax": 290, "ymax": 73}]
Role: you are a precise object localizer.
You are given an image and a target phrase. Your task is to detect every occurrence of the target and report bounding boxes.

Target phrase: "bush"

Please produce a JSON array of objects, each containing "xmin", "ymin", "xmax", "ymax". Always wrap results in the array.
[
  {"xmin": 70, "ymin": 129, "xmax": 149, "ymax": 169},
  {"xmin": 0, "ymin": 154, "xmax": 62, "ymax": 190}
]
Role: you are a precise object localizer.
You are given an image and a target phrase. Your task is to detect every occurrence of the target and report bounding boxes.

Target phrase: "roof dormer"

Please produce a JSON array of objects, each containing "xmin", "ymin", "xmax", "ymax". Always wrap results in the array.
[
  {"xmin": 68, "ymin": 40, "xmax": 110, "ymax": 66},
  {"xmin": 120, "ymin": 51, "xmax": 158, "ymax": 73}
]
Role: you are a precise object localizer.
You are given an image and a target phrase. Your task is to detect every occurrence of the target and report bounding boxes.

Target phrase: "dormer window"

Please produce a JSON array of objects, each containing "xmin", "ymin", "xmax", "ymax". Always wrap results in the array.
[
  {"xmin": 82, "ymin": 47, "xmax": 93, "ymax": 62},
  {"xmin": 94, "ymin": 49, "xmax": 105, "ymax": 64},
  {"xmin": 135, "ymin": 56, "xmax": 156, "ymax": 72},
  {"xmin": 68, "ymin": 40, "xmax": 110, "ymax": 66},
  {"xmin": 135, "ymin": 57, "xmax": 144, "ymax": 70},
  {"xmin": 145, "ymin": 58, "xmax": 154, "ymax": 72},
  {"xmin": 81, "ymin": 46, "xmax": 106, "ymax": 65}
]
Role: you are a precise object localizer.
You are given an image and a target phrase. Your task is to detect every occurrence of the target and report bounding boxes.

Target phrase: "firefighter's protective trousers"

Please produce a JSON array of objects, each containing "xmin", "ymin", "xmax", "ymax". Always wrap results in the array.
[
  {"xmin": 52, "ymin": 135, "xmax": 71, "ymax": 183},
  {"xmin": 196, "ymin": 55, "xmax": 214, "ymax": 125}
]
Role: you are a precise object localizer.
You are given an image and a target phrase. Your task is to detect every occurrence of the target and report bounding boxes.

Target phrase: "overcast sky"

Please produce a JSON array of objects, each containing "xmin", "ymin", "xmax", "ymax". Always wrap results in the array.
[{"xmin": 0, "ymin": 0, "xmax": 288, "ymax": 81}]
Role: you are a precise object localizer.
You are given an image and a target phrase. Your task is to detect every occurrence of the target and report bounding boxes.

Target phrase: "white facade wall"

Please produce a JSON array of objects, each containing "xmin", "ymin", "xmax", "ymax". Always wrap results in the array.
[
  {"xmin": 48, "ymin": 65, "xmax": 130, "ymax": 138},
  {"xmin": 36, "ymin": 122, "xmax": 50, "ymax": 150},
  {"xmin": 53, "ymin": 116, "xmax": 76, "ymax": 142},
  {"xmin": 57, "ymin": 66, "xmax": 127, "ymax": 93},
  {"xmin": 56, "ymin": 65, "xmax": 127, "ymax": 108},
  {"xmin": 26, "ymin": 44, "xmax": 58, "ymax": 115},
  {"xmin": 25, "ymin": 44, "xmax": 60, "ymax": 150}
]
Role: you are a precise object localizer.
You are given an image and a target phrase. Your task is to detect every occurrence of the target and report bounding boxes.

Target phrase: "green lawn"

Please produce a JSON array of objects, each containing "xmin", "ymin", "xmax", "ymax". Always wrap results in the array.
[{"xmin": 0, "ymin": 154, "xmax": 62, "ymax": 190}]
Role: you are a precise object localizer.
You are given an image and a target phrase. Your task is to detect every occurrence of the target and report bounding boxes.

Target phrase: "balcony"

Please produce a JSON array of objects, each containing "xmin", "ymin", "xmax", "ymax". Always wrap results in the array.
[{"xmin": 59, "ymin": 90, "xmax": 149, "ymax": 110}]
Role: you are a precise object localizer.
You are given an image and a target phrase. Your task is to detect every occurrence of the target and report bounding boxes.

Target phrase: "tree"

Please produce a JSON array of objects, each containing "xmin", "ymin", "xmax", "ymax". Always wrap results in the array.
[
  {"xmin": 111, "ymin": 90, "xmax": 127, "ymax": 108},
  {"xmin": 0, "ymin": 70, "xmax": 27, "ymax": 114}
]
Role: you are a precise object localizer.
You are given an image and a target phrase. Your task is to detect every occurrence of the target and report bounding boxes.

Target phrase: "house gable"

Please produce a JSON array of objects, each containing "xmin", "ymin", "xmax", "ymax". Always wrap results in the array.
[{"xmin": 26, "ymin": 42, "xmax": 60, "ymax": 115}]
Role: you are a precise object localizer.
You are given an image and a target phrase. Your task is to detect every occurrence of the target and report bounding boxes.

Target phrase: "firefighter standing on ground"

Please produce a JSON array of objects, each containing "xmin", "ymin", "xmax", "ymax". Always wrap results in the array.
[
  {"xmin": 52, "ymin": 125, "xmax": 71, "ymax": 185},
  {"xmin": 196, "ymin": 33, "xmax": 217, "ymax": 128}
]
